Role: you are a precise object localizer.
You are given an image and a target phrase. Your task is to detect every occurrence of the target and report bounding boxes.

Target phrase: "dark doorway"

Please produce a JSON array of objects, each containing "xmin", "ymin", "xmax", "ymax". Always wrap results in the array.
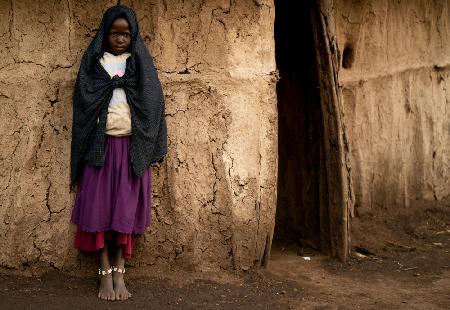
[{"xmin": 274, "ymin": 1, "xmax": 327, "ymax": 252}]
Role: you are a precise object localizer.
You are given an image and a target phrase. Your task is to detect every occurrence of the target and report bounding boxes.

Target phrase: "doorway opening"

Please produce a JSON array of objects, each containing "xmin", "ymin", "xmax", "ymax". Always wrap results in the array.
[{"xmin": 273, "ymin": 0, "xmax": 329, "ymax": 255}]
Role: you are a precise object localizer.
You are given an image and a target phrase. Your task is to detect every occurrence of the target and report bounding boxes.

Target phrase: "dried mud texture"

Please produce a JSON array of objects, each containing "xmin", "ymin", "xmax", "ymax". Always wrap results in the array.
[
  {"xmin": 335, "ymin": 1, "xmax": 450, "ymax": 218},
  {"xmin": 0, "ymin": 0, "xmax": 277, "ymax": 272}
]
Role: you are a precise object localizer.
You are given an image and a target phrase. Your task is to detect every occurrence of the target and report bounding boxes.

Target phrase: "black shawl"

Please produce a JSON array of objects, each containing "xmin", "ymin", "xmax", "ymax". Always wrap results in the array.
[{"xmin": 71, "ymin": 5, "xmax": 167, "ymax": 186}]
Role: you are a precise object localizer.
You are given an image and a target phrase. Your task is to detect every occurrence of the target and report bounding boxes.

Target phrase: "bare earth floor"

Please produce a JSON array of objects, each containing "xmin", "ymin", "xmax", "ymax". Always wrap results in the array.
[{"xmin": 0, "ymin": 240, "xmax": 449, "ymax": 310}]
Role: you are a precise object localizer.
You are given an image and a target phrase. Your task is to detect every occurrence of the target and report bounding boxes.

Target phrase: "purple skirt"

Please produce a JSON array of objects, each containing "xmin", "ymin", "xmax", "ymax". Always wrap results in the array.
[{"xmin": 71, "ymin": 135, "xmax": 152, "ymax": 235}]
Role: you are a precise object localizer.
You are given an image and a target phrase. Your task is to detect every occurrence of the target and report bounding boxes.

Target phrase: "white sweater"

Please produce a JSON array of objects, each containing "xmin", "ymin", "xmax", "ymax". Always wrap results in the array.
[{"xmin": 100, "ymin": 51, "xmax": 132, "ymax": 136}]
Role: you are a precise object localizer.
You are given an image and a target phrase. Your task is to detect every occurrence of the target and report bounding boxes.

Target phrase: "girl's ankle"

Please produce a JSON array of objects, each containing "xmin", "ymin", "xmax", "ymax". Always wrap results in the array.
[
  {"xmin": 112, "ymin": 266, "xmax": 126, "ymax": 274},
  {"xmin": 98, "ymin": 266, "xmax": 113, "ymax": 276}
]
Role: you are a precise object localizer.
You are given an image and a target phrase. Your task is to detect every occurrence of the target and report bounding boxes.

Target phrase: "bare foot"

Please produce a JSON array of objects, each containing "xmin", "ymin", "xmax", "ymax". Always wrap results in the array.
[
  {"xmin": 98, "ymin": 246, "xmax": 114, "ymax": 300},
  {"xmin": 113, "ymin": 268, "xmax": 131, "ymax": 301},
  {"xmin": 98, "ymin": 273, "xmax": 115, "ymax": 301}
]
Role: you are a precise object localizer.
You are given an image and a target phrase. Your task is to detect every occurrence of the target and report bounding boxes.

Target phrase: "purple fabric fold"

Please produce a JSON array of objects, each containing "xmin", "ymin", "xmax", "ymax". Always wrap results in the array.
[{"xmin": 71, "ymin": 135, "xmax": 151, "ymax": 234}]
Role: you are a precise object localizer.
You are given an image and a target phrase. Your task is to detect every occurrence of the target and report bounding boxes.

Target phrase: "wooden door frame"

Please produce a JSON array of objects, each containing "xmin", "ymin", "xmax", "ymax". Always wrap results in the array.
[{"xmin": 311, "ymin": 0, "xmax": 354, "ymax": 261}]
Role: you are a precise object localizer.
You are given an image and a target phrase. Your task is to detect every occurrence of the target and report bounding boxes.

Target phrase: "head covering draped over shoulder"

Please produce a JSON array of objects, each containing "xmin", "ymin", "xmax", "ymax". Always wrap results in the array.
[{"xmin": 71, "ymin": 5, "xmax": 167, "ymax": 186}]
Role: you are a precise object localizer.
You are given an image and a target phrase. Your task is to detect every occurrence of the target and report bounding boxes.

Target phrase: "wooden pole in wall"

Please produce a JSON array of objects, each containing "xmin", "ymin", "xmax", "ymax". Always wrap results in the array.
[{"xmin": 311, "ymin": 0, "xmax": 353, "ymax": 261}]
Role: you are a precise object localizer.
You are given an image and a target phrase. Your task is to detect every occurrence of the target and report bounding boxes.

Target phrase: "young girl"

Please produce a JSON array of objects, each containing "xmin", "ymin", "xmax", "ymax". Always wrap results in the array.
[{"xmin": 70, "ymin": 5, "xmax": 167, "ymax": 301}]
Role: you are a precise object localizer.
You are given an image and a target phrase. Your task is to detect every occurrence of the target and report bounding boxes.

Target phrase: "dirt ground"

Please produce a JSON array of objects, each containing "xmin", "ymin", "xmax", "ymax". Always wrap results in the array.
[{"xmin": 0, "ymin": 204, "xmax": 449, "ymax": 310}]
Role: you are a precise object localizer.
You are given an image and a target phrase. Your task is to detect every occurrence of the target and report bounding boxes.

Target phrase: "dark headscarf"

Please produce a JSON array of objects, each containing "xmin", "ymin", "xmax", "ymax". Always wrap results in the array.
[{"xmin": 71, "ymin": 5, "xmax": 167, "ymax": 186}]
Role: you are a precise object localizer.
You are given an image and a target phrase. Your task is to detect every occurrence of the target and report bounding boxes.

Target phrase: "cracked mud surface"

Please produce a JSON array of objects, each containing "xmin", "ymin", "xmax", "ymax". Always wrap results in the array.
[{"xmin": 0, "ymin": 0, "xmax": 277, "ymax": 271}]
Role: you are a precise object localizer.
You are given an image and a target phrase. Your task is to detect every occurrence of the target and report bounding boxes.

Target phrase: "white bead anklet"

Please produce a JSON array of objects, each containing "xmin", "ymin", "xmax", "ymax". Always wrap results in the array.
[
  {"xmin": 98, "ymin": 267, "xmax": 113, "ymax": 276},
  {"xmin": 112, "ymin": 266, "xmax": 126, "ymax": 274}
]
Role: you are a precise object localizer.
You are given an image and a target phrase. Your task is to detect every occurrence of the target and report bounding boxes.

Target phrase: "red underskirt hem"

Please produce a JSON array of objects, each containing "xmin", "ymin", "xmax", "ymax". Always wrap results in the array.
[{"xmin": 74, "ymin": 227, "xmax": 136, "ymax": 259}]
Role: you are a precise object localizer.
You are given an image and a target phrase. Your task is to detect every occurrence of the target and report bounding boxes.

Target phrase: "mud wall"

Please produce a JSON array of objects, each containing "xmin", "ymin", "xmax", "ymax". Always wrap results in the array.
[
  {"xmin": 0, "ymin": 0, "xmax": 277, "ymax": 272},
  {"xmin": 335, "ymin": 1, "xmax": 450, "ymax": 217}
]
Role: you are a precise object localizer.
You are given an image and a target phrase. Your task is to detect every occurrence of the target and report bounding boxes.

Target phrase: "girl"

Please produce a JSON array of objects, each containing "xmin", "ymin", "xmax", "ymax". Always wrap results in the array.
[{"xmin": 70, "ymin": 5, "xmax": 167, "ymax": 301}]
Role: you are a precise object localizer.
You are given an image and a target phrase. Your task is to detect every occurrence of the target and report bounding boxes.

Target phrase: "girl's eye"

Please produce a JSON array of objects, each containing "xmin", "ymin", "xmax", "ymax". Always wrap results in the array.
[{"xmin": 109, "ymin": 32, "xmax": 131, "ymax": 38}]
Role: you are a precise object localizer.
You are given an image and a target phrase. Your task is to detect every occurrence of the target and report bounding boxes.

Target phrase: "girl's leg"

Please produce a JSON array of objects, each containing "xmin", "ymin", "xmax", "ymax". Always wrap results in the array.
[
  {"xmin": 98, "ymin": 245, "xmax": 115, "ymax": 300},
  {"xmin": 112, "ymin": 245, "xmax": 132, "ymax": 301}
]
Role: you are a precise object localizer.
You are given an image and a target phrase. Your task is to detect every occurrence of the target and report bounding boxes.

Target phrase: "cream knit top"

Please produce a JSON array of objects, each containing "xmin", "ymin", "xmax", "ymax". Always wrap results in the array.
[{"xmin": 100, "ymin": 51, "xmax": 132, "ymax": 136}]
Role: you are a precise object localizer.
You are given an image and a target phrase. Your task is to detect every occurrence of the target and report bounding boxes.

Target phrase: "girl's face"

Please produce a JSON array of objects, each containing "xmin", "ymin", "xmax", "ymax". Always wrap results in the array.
[{"xmin": 107, "ymin": 17, "xmax": 131, "ymax": 55}]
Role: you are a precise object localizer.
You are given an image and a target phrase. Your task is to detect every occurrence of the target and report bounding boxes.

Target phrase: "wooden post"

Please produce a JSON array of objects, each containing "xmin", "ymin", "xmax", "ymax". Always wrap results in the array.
[{"xmin": 311, "ymin": 0, "xmax": 353, "ymax": 261}]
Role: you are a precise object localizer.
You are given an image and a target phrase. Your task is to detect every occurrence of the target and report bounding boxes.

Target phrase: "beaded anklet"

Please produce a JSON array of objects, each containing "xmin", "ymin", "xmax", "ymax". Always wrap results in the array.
[
  {"xmin": 112, "ymin": 266, "xmax": 126, "ymax": 274},
  {"xmin": 98, "ymin": 267, "xmax": 113, "ymax": 276}
]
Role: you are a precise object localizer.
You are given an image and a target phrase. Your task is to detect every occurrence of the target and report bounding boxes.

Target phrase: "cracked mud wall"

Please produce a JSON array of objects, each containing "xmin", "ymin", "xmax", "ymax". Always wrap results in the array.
[
  {"xmin": 0, "ymin": 0, "xmax": 277, "ymax": 272},
  {"xmin": 334, "ymin": 1, "xmax": 450, "ymax": 218}
]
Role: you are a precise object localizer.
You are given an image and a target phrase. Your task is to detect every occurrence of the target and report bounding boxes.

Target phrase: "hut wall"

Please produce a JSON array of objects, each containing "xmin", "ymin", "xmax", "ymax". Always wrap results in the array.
[
  {"xmin": 0, "ymin": 0, "xmax": 277, "ymax": 272},
  {"xmin": 335, "ymin": 0, "xmax": 450, "ymax": 216}
]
